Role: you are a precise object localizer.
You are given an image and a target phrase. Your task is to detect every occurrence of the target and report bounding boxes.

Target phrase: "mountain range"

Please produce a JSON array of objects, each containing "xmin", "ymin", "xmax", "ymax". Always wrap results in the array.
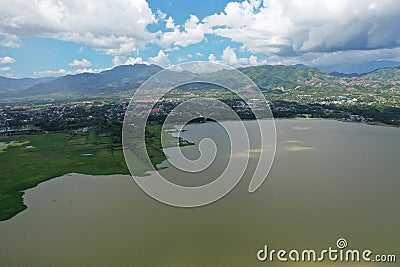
[{"xmin": 0, "ymin": 63, "xmax": 399, "ymax": 99}]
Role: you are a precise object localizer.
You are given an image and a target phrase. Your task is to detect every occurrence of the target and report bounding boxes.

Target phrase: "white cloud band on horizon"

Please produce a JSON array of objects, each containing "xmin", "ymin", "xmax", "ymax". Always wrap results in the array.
[
  {"xmin": 0, "ymin": 66, "xmax": 11, "ymax": 71},
  {"xmin": 33, "ymin": 67, "xmax": 111, "ymax": 77}
]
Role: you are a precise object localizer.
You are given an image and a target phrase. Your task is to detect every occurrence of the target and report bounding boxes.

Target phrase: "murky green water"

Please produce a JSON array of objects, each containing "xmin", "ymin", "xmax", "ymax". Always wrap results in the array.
[{"xmin": 0, "ymin": 120, "xmax": 399, "ymax": 266}]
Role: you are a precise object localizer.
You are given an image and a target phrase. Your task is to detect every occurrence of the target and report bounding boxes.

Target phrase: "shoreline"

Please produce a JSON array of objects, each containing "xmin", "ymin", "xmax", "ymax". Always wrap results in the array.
[
  {"xmin": 193, "ymin": 116, "xmax": 400, "ymax": 129},
  {"xmin": 1, "ymin": 118, "xmax": 399, "ymax": 222}
]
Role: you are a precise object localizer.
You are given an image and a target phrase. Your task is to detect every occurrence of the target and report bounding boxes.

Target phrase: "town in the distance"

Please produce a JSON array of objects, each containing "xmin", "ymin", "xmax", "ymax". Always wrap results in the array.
[{"xmin": 1, "ymin": 63, "xmax": 399, "ymax": 138}]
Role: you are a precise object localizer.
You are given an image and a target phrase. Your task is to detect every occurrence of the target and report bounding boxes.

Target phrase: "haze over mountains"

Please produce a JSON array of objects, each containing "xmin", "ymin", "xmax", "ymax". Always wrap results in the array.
[
  {"xmin": 0, "ymin": 63, "xmax": 399, "ymax": 99},
  {"xmin": 0, "ymin": 64, "xmax": 163, "ymax": 98},
  {"xmin": 0, "ymin": 76, "xmax": 57, "ymax": 94},
  {"xmin": 320, "ymin": 60, "xmax": 400, "ymax": 75}
]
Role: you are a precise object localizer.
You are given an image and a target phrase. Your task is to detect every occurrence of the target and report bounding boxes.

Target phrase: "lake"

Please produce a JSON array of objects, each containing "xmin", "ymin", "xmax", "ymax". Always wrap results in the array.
[{"xmin": 0, "ymin": 119, "xmax": 399, "ymax": 266}]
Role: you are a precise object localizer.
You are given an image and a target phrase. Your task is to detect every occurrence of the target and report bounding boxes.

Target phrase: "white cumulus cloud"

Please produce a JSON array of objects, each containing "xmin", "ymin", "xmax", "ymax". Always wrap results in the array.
[
  {"xmin": 0, "ymin": 34, "xmax": 22, "ymax": 48},
  {"xmin": 2, "ymin": 0, "xmax": 400, "ymax": 69},
  {"xmin": 148, "ymin": 50, "xmax": 170, "ymax": 67},
  {"xmin": 159, "ymin": 15, "xmax": 205, "ymax": 48},
  {"xmin": 219, "ymin": 46, "xmax": 266, "ymax": 66},
  {"xmin": 203, "ymin": 0, "xmax": 400, "ymax": 56},
  {"xmin": 0, "ymin": 66, "xmax": 11, "ymax": 71},
  {"xmin": 165, "ymin": 16, "xmax": 175, "ymax": 29},
  {"xmin": 0, "ymin": 0, "xmax": 156, "ymax": 56},
  {"xmin": 112, "ymin": 56, "xmax": 148, "ymax": 66},
  {"xmin": 0, "ymin": 56, "xmax": 15, "ymax": 64},
  {"xmin": 124, "ymin": 57, "xmax": 147, "ymax": 65},
  {"xmin": 221, "ymin": 46, "xmax": 239, "ymax": 65},
  {"xmin": 69, "ymin": 58, "xmax": 91, "ymax": 67},
  {"xmin": 208, "ymin": 54, "xmax": 217, "ymax": 62}
]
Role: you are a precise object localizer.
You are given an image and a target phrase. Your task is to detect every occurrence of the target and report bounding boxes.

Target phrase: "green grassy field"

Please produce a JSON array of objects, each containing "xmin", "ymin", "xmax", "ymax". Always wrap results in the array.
[
  {"xmin": 0, "ymin": 125, "xmax": 191, "ymax": 221},
  {"xmin": 0, "ymin": 132, "xmax": 133, "ymax": 221}
]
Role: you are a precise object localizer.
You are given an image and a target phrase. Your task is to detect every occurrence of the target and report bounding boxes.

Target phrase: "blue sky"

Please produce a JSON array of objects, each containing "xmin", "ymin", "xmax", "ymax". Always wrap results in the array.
[{"xmin": 0, "ymin": 0, "xmax": 400, "ymax": 77}]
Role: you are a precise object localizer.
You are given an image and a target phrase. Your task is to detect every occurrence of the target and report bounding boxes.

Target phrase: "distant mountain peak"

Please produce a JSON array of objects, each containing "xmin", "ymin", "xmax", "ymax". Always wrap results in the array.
[
  {"xmin": 293, "ymin": 64, "xmax": 310, "ymax": 69},
  {"xmin": 319, "ymin": 60, "xmax": 400, "ymax": 74}
]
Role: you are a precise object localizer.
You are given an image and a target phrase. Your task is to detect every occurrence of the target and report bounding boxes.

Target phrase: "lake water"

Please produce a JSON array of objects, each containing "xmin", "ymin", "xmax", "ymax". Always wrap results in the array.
[{"xmin": 0, "ymin": 119, "xmax": 399, "ymax": 266}]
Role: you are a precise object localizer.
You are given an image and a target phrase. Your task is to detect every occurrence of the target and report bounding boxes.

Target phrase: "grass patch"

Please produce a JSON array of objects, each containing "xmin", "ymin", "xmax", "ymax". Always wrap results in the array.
[
  {"xmin": 0, "ymin": 141, "xmax": 31, "ymax": 153},
  {"xmin": 0, "ymin": 132, "xmax": 131, "ymax": 221},
  {"xmin": 10, "ymin": 141, "xmax": 30, "ymax": 147}
]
